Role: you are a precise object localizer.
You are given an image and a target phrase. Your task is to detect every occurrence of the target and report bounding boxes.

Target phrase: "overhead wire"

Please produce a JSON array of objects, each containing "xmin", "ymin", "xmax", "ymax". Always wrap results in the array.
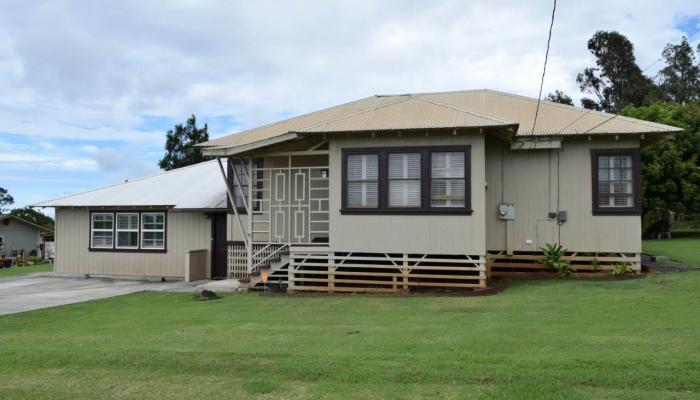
[{"xmin": 531, "ymin": 0, "xmax": 557, "ymax": 135}]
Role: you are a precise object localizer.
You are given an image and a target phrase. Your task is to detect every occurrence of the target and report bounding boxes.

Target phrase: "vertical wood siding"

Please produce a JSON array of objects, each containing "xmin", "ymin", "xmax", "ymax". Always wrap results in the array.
[
  {"xmin": 328, "ymin": 132, "xmax": 486, "ymax": 255},
  {"xmin": 55, "ymin": 209, "xmax": 211, "ymax": 277},
  {"xmin": 485, "ymin": 135, "xmax": 641, "ymax": 253}
]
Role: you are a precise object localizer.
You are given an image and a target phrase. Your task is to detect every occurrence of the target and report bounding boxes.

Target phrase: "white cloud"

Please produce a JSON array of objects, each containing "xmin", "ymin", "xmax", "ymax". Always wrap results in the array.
[{"xmin": 0, "ymin": 0, "xmax": 698, "ymax": 208}]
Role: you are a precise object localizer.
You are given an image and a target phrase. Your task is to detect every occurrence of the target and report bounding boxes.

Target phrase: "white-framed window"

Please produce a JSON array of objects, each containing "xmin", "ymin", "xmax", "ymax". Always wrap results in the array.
[
  {"xmin": 346, "ymin": 153, "xmax": 379, "ymax": 208},
  {"xmin": 388, "ymin": 152, "xmax": 421, "ymax": 207},
  {"xmin": 91, "ymin": 213, "xmax": 114, "ymax": 249},
  {"xmin": 141, "ymin": 212, "xmax": 165, "ymax": 250},
  {"xmin": 430, "ymin": 152, "xmax": 466, "ymax": 207},
  {"xmin": 115, "ymin": 213, "xmax": 139, "ymax": 249}
]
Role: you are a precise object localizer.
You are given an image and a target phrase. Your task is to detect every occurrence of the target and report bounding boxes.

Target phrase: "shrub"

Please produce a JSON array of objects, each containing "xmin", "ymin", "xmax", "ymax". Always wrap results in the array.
[
  {"xmin": 590, "ymin": 258, "xmax": 600, "ymax": 272},
  {"xmin": 610, "ymin": 263, "xmax": 634, "ymax": 276},
  {"xmin": 539, "ymin": 244, "xmax": 574, "ymax": 277}
]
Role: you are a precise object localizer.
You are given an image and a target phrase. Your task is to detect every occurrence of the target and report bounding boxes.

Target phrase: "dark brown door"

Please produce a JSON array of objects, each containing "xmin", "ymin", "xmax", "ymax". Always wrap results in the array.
[{"xmin": 211, "ymin": 213, "xmax": 228, "ymax": 279}]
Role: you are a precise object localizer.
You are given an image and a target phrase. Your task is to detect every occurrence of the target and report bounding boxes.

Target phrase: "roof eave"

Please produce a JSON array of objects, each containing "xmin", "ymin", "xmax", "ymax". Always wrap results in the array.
[{"xmin": 200, "ymin": 132, "xmax": 300, "ymax": 157}]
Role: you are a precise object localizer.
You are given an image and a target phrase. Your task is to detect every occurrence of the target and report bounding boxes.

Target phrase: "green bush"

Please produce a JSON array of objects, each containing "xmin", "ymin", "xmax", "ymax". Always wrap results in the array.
[{"xmin": 539, "ymin": 244, "xmax": 574, "ymax": 277}]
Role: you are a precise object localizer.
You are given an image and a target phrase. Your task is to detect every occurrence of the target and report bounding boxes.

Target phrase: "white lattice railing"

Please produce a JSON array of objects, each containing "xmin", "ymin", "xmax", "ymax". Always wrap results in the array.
[{"xmin": 227, "ymin": 242, "xmax": 289, "ymax": 278}]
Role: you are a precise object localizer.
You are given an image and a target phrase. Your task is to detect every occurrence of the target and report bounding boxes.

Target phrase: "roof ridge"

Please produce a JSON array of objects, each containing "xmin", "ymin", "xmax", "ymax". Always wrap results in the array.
[
  {"xmin": 292, "ymin": 96, "xmax": 413, "ymax": 132},
  {"xmin": 33, "ymin": 160, "xmax": 218, "ymax": 207},
  {"xmin": 414, "ymin": 95, "xmax": 516, "ymax": 126}
]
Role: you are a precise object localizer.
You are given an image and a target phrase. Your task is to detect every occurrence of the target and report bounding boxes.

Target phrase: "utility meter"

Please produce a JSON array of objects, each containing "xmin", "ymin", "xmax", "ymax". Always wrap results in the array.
[{"xmin": 498, "ymin": 203, "xmax": 515, "ymax": 220}]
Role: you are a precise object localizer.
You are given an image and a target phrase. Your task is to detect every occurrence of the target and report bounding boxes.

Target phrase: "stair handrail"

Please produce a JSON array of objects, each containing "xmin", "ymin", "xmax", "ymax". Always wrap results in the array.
[{"xmin": 251, "ymin": 244, "xmax": 289, "ymax": 272}]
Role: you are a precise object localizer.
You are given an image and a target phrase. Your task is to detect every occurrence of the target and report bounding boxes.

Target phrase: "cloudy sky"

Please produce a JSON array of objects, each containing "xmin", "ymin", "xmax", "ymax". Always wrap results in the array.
[{"xmin": 1, "ymin": 0, "xmax": 698, "ymax": 214}]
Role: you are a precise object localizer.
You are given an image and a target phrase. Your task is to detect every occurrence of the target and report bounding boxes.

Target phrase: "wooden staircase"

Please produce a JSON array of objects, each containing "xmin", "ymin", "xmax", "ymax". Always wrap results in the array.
[{"xmin": 239, "ymin": 251, "xmax": 290, "ymax": 290}]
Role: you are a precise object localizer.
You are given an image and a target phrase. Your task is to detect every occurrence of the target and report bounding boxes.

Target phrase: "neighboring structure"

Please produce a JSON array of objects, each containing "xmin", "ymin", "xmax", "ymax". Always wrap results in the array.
[
  {"xmin": 35, "ymin": 89, "xmax": 681, "ymax": 291},
  {"xmin": 0, "ymin": 214, "xmax": 53, "ymax": 260}
]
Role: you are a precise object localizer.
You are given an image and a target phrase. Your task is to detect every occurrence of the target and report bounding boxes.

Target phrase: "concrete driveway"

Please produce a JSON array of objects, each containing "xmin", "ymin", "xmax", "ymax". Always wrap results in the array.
[{"xmin": 0, "ymin": 275, "xmax": 187, "ymax": 316}]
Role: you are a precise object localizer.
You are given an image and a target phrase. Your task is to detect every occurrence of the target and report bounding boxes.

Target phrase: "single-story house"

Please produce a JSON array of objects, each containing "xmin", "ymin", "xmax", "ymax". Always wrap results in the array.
[
  {"xmin": 0, "ymin": 214, "xmax": 54, "ymax": 261},
  {"xmin": 34, "ymin": 89, "xmax": 681, "ymax": 292}
]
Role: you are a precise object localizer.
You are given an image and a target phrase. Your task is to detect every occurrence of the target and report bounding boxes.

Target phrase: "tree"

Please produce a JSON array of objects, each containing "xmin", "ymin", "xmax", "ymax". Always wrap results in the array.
[
  {"xmin": 10, "ymin": 207, "xmax": 55, "ymax": 230},
  {"xmin": 621, "ymin": 102, "xmax": 700, "ymax": 219},
  {"xmin": 0, "ymin": 187, "xmax": 14, "ymax": 213},
  {"xmin": 545, "ymin": 90, "xmax": 574, "ymax": 106},
  {"xmin": 159, "ymin": 115, "xmax": 210, "ymax": 171},
  {"xmin": 576, "ymin": 31, "xmax": 656, "ymax": 112},
  {"xmin": 657, "ymin": 36, "xmax": 700, "ymax": 104}
]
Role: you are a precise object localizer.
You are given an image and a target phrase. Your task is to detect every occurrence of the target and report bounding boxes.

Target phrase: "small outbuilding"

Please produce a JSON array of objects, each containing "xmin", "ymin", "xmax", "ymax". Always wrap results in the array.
[{"xmin": 0, "ymin": 214, "xmax": 53, "ymax": 262}]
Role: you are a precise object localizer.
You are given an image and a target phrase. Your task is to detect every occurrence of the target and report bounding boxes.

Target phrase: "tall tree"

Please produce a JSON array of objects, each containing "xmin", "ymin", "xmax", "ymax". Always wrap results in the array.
[
  {"xmin": 159, "ymin": 115, "xmax": 210, "ymax": 171},
  {"xmin": 621, "ymin": 102, "xmax": 700, "ymax": 218},
  {"xmin": 10, "ymin": 207, "xmax": 55, "ymax": 230},
  {"xmin": 576, "ymin": 31, "xmax": 656, "ymax": 112},
  {"xmin": 657, "ymin": 36, "xmax": 700, "ymax": 104},
  {"xmin": 0, "ymin": 187, "xmax": 14, "ymax": 213},
  {"xmin": 545, "ymin": 90, "xmax": 574, "ymax": 106}
]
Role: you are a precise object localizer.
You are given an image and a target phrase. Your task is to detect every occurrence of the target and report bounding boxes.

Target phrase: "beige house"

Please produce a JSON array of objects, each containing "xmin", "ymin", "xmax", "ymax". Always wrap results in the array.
[{"xmin": 35, "ymin": 90, "xmax": 680, "ymax": 292}]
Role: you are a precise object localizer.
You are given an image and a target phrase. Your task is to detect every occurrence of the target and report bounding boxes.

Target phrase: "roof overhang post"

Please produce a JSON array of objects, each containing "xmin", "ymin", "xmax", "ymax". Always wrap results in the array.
[{"xmin": 216, "ymin": 157, "xmax": 248, "ymax": 250}]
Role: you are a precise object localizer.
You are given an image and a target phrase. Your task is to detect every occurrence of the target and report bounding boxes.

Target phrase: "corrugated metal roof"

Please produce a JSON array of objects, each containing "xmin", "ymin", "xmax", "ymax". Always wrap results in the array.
[
  {"xmin": 199, "ymin": 89, "xmax": 682, "ymax": 154},
  {"xmin": 421, "ymin": 90, "xmax": 680, "ymax": 136},
  {"xmin": 295, "ymin": 96, "xmax": 514, "ymax": 133},
  {"xmin": 33, "ymin": 160, "xmax": 227, "ymax": 209}
]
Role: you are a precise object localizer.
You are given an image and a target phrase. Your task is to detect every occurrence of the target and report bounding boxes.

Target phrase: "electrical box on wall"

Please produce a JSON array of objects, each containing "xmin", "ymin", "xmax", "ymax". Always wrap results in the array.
[{"xmin": 498, "ymin": 203, "xmax": 515, "ymax": 220}]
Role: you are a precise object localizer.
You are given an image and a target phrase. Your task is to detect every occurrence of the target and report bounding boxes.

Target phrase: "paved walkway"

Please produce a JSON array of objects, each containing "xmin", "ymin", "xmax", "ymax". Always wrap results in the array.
[{"xmin": 0, "ymin": 275, "xmax": 188, "ymax": 316}]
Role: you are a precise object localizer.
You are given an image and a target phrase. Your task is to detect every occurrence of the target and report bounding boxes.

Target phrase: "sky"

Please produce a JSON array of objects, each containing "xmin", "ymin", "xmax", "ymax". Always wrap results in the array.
[{"xmin": 0, "ymin": 0, "xmax": 698, "ymax": 216}]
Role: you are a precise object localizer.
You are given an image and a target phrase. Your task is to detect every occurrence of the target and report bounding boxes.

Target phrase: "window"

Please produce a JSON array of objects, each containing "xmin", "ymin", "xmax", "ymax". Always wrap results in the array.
[
  {"xmin": 591, "ymin": 149, "xmax": 641, "ymax": 215},
  {"xmin": 342, "ymin": 146, "xmax": 471, "ymax": 214},
  {"xmin": 431, "ymin": 152, "xmax": 465, "ymax": 207},
  {"xmin": 91, "ymin": 213, "xmax": 114, "ymax": 248},
  {"xmin": 346, "ymin": 153, "xmax": 379, "ymax": 208},
  {"xmin": 141, "ymin": 212, "xmax": 166, "ymax": 249},
  {"xmin": 89, "ymin": 211, "xmax": 167, "ymax": 252},
  {"xmin": 115, "ymin": 213, "xmax": 139, "ymax": 249},
  {"xmin": 388, "ymin": 153, "xmax": 421, "ymax": 207}
]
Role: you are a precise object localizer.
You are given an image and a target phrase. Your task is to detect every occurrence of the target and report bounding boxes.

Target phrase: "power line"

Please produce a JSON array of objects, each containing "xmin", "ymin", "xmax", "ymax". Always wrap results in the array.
[{"xmin": 531, "ymin": 0, "xmax": 557, "ymax": 135}]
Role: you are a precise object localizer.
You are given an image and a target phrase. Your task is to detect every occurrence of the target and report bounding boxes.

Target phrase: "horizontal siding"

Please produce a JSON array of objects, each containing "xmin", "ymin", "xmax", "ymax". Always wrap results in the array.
[
  {"xmin": 485, "ymin": 135, "xmax": 641, "ymax": 253},
  {"xmin": 55, "ymin": 209, "xmax": 211, "ymax": 277}
]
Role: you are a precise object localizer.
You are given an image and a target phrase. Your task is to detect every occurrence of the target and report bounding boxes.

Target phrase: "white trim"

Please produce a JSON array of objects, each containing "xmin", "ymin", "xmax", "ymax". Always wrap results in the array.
[
  {"xmin": 115, "ymin": 212, "xmax": 139, "ymax": 250},
  {"xmin": 90, "ymin": 213, "xmax": 114, "ymax": 249},
  {"xmin": 140, "ymin": 212, "xmax": 165, "ymax": 250}
]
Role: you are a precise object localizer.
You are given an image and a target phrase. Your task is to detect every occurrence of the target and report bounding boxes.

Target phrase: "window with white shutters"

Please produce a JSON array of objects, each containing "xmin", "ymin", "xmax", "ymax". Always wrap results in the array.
[
  {"xmin": 342, "ymin": 146, "xmax": 471, "ymax": 214},
  {"xmin": 388, "ymin": 153, "xmax": 421, "ymax": 207},
  {"xmin": 591, "ymin": 149, "xmax": 641, "ymax": 215},
  {"xmin": 346, "ymin": 154, "xmax": 379, "ymax": 208},
  {"xmin": 430, "ymin": 152, "xmax": 465, "ymax": 208}
]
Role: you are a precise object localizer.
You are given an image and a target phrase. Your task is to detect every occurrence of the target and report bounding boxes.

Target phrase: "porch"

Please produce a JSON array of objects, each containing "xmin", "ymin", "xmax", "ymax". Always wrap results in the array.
[{"xmin": 217, "ymin": 144, "xmax": 331, "ymax": 282}]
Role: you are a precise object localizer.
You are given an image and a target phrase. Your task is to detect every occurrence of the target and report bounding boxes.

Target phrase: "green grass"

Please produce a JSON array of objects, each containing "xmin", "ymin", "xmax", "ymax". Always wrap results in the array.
[
  {"xmin": 1, "ymin": 274, "xmax": 699, "ymax": 399},
  {"xmin": 0, "ymin": 262, "xmax": 53, "ymax": 278},
  {"xmin": 643, "ymin": 230, "xmax": 700, "ymax": 267}
]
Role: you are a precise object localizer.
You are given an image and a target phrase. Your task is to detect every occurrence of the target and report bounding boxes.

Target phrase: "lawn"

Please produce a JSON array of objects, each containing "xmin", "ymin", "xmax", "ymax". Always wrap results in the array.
[
  {"xmin": 0, "ymin": 263, "xmax": 53, "ymax": 278},
  {"xmin": 1, "ymin": 273, "xmax": 699, "ymax": 400},
  {"xmin": 643, "ymin": 230, "xmax": 700, "ymax": 267}
]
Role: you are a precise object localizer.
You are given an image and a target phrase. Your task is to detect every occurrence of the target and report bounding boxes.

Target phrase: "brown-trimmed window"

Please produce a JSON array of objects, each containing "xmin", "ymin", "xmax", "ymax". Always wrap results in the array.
[
  {"xmin": 342, "ymin": 146, "xmax": 471, "ymax": 215},
  {"xmin": 89, "ymin": 211, "xmax": 167, "ymax": 252},
  {"xmin": 591, "ymin": 149, "xmax": 641, "ymax": 215}
]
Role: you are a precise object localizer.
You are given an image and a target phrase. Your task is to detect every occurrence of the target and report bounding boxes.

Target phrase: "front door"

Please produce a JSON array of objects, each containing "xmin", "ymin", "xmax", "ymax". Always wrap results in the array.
[{"xmin": 211, "ymin": 213, "xmax": 228, "ymax": 279}]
